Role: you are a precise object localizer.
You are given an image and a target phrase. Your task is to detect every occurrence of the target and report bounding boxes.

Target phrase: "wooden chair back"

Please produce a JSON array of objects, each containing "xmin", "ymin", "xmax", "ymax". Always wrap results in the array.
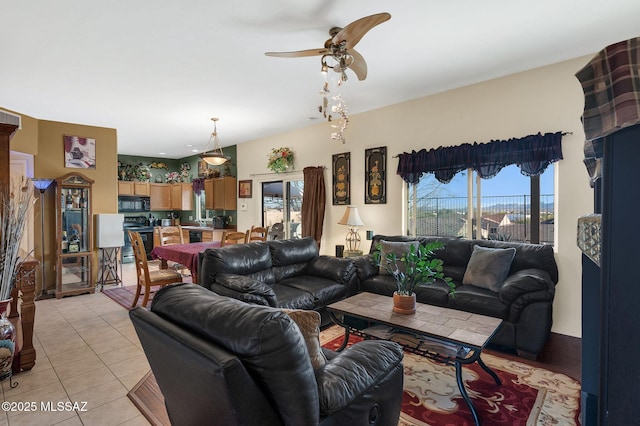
[
  {"xmin": 220, "ymin": 231, "xmax": 247, "ymax": 247},
  {"xmin": 159, "ymin": 226, "xmax": 184, "ymax": 246},
  {"xmin": 128, "ymin": 230, "xmax": 182, "ymax": 308},
  {"xmin": 246, "ymin": 226, "xmax": 269, "ymax": 242}
]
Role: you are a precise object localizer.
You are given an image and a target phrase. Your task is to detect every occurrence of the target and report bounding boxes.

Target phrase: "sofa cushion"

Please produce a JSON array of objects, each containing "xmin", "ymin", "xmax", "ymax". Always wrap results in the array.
[
  {"xmin": 200, "ymin": 243, "xmax": 272, "ymax": 279},
  {"xmin": 283, "ymin": 309, "xmax": 327, "ymax": 369},
  {"xmin": 279, "ymin": 276, "xmax": 348, "ymax": 307},
  {"xmin": 448, "ymin": 284, "xmax": 509, "ymax": 319},
  {"xmin": 376, "ymin": 240, "xmax": 419, "ymax": 275},
  {"xmin": 268, "ymin": 237, "xmax": 319, "ymax": 266},
  {"xmin": 462, "ymin": 245, "xmax": 516, "ymax": 292},
  {"xmin": 271, "ymin": 283, "xmax": 316, "ymax": 310}
]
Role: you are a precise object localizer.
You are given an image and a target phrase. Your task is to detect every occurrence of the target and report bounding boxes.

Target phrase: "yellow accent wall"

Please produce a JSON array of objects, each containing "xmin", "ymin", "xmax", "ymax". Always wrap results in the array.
[{"xmin": 4, "ymin": 110, "xmax": 119, "ymax": 294}]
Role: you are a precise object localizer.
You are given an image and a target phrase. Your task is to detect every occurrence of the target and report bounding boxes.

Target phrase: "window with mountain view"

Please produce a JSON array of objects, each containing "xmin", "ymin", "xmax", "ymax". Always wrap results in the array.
[{"xmin": 407, "ymin": 164, "xmax": 554, "ymax": 245}]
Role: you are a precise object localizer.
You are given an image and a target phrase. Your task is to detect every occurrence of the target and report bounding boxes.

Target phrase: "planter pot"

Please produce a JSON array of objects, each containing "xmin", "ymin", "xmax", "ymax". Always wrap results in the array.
[
  {"xmin": 0, "ymin": 299, "xmax": 16, "ymax": 383},
  {"xmin": 393, "ymin": 292, "xmax": 416, "ymax": 315}
]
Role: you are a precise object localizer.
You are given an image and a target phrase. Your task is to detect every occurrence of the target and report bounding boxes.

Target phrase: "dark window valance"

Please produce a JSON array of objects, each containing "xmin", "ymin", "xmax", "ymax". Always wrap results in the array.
[{"xmin": 396, "ymin": 132, "xmax": 564, "ymax": 184}]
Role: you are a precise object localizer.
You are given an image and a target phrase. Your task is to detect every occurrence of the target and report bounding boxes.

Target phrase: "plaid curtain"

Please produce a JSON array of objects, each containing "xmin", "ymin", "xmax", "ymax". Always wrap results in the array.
[{"xmin": 576, "ymin": 37, "xmax": 640, "ymax": 186}]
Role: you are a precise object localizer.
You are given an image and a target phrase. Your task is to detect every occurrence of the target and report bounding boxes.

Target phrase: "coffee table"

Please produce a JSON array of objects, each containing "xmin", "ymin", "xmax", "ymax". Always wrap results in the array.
[{"xmin": 327, "ymin": 292, "xmax": 503, "ymax": 426}]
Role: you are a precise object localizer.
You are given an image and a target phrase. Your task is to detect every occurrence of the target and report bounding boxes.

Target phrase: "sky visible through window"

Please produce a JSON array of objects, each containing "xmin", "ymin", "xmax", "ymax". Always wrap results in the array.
[{"xmin": 425, "ymin": 164, "xmax": 554, "ymax": 198}]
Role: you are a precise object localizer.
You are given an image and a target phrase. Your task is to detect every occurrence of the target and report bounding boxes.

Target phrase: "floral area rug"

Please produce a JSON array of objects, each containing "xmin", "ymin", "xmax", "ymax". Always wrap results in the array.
[{"xmin": 320, "ymin": 326, "xmax": 581, "ymax": 426}]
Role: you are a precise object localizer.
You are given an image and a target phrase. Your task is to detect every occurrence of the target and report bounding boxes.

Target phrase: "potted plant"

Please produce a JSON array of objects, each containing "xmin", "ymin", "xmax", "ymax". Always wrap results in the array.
[{"xmin": 372, "ymin": 241, "xmax": 454, "ymax": 314}]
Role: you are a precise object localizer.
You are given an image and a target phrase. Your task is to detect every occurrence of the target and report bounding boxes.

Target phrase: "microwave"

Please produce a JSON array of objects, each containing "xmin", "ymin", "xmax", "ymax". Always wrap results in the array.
[{"xmin": 118, "ymin": 196, "xmax": 150, "ymax": 212}]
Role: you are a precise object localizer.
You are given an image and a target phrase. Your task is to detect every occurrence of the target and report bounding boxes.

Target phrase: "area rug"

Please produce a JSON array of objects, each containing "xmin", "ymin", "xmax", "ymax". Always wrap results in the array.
[
  {"xmin": 127, "ymin": 324, "xmax": 581, "ymax": 426},
  {"xmin": 101, "ymin": 285, "xmax": 148, "ymax": 309},
  {"xmin": 320, "ymin": 326, "xmax": 581, "ymax": 426}
]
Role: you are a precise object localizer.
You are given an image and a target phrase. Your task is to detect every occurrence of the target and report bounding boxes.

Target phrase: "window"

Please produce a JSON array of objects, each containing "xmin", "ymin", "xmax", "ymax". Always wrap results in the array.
[
  {"xmin": 408, "ymin": 164, "xmax": 554, "ymax": 244},
  {"xmin": 261, "ymin": 179, "xmax": 304, "ymax": 239}
]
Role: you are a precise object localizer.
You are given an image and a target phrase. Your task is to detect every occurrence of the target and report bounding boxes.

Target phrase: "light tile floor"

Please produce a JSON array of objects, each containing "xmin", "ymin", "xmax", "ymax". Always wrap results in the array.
[{"xmin": 0, "ymin": 263, "xmax": 152, "ymax": 426}]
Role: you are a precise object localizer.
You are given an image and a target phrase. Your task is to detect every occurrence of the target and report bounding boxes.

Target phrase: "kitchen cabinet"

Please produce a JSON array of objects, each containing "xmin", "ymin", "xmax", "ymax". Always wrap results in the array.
[
  {"xmin": 204, "ymin": 179, "xmax": 214, "ymax": 210},
  {"xmin": 170, "ymin": 183, "xmax": 193, "ymax": 211},
  {"xmin": 118, "ymin": 181, "xmax": 150, "ymax": 196},
  {"xmin": 54, "ymin": 172, "xmax": 94, "ymax": 298},
  {"xmin": 213, "ymin": 176, "xmax": 237, "ymax": 210},
  {"xmin": 150, "ymin": 183, "xmax": 171, "ymax": 210}
]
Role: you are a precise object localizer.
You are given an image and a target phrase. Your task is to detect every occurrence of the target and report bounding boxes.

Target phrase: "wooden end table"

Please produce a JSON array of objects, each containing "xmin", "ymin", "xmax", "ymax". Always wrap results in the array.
[{"xmin": 328, "ymin": 292, "xmax": 503, "ymax": 426}]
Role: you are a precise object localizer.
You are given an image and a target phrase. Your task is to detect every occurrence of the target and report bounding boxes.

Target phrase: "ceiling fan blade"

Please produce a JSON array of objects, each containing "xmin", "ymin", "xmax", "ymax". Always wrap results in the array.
[
  {"xmin": 348, "ymin": 49, "xmax": 367, "ymax": 80},
  {"xmin": 265, "ymin": 48, "xmax": 329, "ymax": 58},
  {"xmin": 332, "ymin": 12, "xmax": 391, "ymax": 50}
]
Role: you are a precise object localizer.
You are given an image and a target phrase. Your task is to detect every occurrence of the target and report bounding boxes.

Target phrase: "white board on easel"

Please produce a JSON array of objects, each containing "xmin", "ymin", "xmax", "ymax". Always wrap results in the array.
[{"xmin": 95, "ymin": 214, "xmax": 124, "ymax": 248}]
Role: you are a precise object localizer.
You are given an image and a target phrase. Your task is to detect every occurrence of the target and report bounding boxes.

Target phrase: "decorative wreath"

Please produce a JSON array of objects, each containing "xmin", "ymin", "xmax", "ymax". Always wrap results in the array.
[{"xmin": 267, "ymin": 147, "xmax": 294, "ymax": 173}]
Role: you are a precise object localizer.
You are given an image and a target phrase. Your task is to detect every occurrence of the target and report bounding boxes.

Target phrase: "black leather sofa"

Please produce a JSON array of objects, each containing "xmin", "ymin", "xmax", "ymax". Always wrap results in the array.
[
  {"xmin": 355, "ymin": 235, "xmax": 559, "ymax": 359},
  {"xmin": 130, "ymin": 283, "xmax": 405, "ymax": 426},
  {"xmin": 198, "ymin": 237, "xmax": 359, "ymax": 325}
]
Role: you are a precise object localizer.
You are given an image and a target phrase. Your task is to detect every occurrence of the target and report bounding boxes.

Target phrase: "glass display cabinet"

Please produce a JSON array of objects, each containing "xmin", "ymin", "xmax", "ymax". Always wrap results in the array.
[{"xmin": 55, "ymin": 172, "xmax": 95, "ymax": 298}]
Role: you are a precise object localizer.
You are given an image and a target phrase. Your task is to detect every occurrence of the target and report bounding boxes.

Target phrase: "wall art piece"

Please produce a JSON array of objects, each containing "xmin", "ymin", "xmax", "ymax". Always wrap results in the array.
[
  {"xmin": 239, "ymin": 180, "xmax": 252, "ymax": 198},
  {"xmin": 332, "ymin": 152, "xmax": 350, "ymax": 205},
  {"xmin": 64, "ymin": 135, "xmax": 96, "ymax": 169},
  {"xmin": 365, "ymin": 146, "xmax": 386, "ymax": 204}
]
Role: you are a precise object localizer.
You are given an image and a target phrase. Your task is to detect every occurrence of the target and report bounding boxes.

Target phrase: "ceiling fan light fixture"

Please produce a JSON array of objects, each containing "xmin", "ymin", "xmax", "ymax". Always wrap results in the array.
[{"xmin": 200, "ymin": 117, "xmax": 230, "ymax": 166}]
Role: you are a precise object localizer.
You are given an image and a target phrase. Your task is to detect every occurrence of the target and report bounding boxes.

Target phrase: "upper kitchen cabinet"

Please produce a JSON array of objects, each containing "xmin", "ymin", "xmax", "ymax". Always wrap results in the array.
[
  {"xmin": 170, "ymin": 183, "xmax": 193, "ymax": 211},
  {"xmin": 149, "ymin": 183, "xmax": 171, "ymax": 210},
  {"xmin": 204, "ymin": 179, "xmax": 214, "ymax": 210},
  {"xmin": 213, "ymin": 176, "xmax": 236, "ymax": 210},
  {"xmin": 118, "ymin": 181, "xmax": 150, "ymax": 196}
]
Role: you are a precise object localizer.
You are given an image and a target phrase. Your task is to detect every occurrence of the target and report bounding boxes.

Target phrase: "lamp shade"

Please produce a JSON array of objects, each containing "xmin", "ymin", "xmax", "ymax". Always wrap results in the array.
[
  {"xmin": 32, "ymin": 178, "xmax": 53, "ymax": 191},
  {"xmin": 338, "ymin": 206, "xmax": 364, "ymax": 227}
]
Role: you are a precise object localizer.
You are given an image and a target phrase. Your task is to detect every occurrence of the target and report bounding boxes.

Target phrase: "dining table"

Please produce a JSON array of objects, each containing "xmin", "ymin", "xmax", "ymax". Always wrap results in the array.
[{"xmin": 151, "ymin": 241, "xmax": 220, "ymax": 284}]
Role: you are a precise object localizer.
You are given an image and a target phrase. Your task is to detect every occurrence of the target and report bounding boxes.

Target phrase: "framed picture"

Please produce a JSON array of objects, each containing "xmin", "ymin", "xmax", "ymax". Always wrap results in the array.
[
  {"xmin": 332, "ymin": 152, "xmax": 350, "ymax": 205},
  {"xmin": 197, "ymin": 160, "xmax": 209, "ymax": 177},
  {"xmin": 239, "ymin": 179, "xmax": 252, "ymax": 198},
  {"xmin": 64, "ymin": 135, "xmax": 96, "ymax": 169},
  {"xmin": 365, "ymin": 146, "xmax": 387, "ymax": 204}
]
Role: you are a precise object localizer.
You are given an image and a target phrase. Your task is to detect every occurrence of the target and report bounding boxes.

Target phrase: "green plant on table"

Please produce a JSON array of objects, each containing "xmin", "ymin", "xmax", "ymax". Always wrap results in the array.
[{"xmin": 372, "ymin": 241, "xmax": 455, "ymax": 298}]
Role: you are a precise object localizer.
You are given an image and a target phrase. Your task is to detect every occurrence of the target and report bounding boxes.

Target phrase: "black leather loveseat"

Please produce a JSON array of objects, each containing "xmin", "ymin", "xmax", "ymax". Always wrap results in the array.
[
  {"xmin": 198, "ymin": 237, "xmax": 359, "ymax": 325},
  {"xmin": 355, "ymin": 235, "xmax": 559, "ymax": 359},
  {"xmin": 130, "ymin": 283, "xmax": 404, "ymax": 426}
]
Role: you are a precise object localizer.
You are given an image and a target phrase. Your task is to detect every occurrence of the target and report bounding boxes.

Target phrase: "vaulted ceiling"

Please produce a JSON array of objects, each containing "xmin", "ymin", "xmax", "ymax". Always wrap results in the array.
[{"xmin": 2, "ymin": 1, "xmax": 639, "ymax": 158}]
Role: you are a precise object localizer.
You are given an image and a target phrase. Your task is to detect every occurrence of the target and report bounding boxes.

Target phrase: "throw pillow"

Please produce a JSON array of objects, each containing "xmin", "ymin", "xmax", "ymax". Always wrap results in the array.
[
  {"xmin": 377, "ymin": 240, "xmax": 419, "ymax": 275},
  {"xmin": 462, "ymin": 245, "xmax": 517, "ymax": 292},
  {"xmin": 282, "ymin": 309, "xmax": 327, "ymax": 369}
]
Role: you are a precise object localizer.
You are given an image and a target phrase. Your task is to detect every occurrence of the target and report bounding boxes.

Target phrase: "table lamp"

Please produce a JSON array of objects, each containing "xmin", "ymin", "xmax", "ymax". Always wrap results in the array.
[{"xmin": 338, "ymin": 206, "xmax": 365, "ymax": 257}]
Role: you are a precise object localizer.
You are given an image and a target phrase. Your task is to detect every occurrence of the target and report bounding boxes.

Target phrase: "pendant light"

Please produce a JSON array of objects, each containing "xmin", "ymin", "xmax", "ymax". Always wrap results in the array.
[{"xmin": 200, "ymin": 117, "xmax": 230, "ymax": 166}]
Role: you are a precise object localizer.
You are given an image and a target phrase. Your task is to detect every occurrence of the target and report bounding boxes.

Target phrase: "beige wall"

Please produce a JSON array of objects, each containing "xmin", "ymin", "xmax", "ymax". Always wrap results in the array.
[{"xmin": 237, "ymin": 55, "xmax": 594, "ymax": 338}]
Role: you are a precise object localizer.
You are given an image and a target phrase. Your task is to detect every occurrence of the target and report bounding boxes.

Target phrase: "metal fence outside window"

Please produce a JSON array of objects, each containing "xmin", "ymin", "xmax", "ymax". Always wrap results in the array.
[{"xmin": 409, "ymin": 195, "xmax": 554, "ymax": 245}]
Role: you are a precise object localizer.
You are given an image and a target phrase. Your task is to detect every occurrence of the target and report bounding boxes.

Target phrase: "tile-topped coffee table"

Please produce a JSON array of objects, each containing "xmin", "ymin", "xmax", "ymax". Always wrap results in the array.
[{"xmin": 327, "ymin": 292, "xmax": 503, "ymax": 426}]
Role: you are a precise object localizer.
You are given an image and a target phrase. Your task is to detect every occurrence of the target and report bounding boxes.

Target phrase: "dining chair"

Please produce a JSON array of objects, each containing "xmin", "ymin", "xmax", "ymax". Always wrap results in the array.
[
  {"xmin": 220, "ymin": 231, "xmax": 248, "ymax": 247},
  {"xmin": 159, "ymin": 226, "xmax": 184, "ymax": 246},
  {"xmin": 128, "ymin": 230, "xmax": 183, "ymax": 308},
  {"xmin": 246, "ymin": 225, "xmax": 269, "ymax": 242}
]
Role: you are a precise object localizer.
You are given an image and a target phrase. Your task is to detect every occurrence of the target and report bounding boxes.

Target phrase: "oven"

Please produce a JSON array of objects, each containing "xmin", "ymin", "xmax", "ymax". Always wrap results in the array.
[{"xmin": 122, "ymin": 216, "xmax": 154, "ymax": 263}]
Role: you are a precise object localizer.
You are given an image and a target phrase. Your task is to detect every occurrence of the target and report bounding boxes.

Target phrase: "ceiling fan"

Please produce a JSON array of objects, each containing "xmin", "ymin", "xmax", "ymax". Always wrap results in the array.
[{"xmin": 265, "ymin": 12, "xmax": 391, "ymax": 81}]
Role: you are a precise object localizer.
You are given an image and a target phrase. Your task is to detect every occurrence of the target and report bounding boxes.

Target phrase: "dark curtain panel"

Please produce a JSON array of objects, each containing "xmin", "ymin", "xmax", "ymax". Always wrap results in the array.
[
  {"xmin": 397, "ymin": 132, "xmax": 564, "ymax": 184},
  {"xmin": 301, "ymin": 167, "xmax": 326, "ymax": 248}
]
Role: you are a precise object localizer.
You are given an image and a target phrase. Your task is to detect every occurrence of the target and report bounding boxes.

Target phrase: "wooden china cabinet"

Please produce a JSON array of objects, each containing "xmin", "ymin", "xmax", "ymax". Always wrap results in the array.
[{"xmin": 54, "ymin": 172, "xmax": 95, "ymax": 298}]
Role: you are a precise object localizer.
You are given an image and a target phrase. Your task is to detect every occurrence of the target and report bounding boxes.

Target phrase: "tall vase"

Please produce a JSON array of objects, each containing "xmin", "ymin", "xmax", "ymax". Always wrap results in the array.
[{"xmin": 0, "ymin": 299, "xmax": 16, "ymax": 383}]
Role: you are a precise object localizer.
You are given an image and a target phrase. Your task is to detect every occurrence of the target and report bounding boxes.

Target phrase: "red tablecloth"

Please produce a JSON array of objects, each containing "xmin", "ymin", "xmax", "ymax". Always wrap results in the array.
[{"xmin": 151, "ymin": 242, "xmax": 220, "ymax": 283}]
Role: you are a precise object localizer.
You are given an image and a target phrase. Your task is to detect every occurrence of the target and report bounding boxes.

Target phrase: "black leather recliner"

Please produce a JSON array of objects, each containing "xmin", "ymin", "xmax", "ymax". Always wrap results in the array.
[{"xmin": 129, "ymin": 283, "xmax": 404, "ymax": 426}]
